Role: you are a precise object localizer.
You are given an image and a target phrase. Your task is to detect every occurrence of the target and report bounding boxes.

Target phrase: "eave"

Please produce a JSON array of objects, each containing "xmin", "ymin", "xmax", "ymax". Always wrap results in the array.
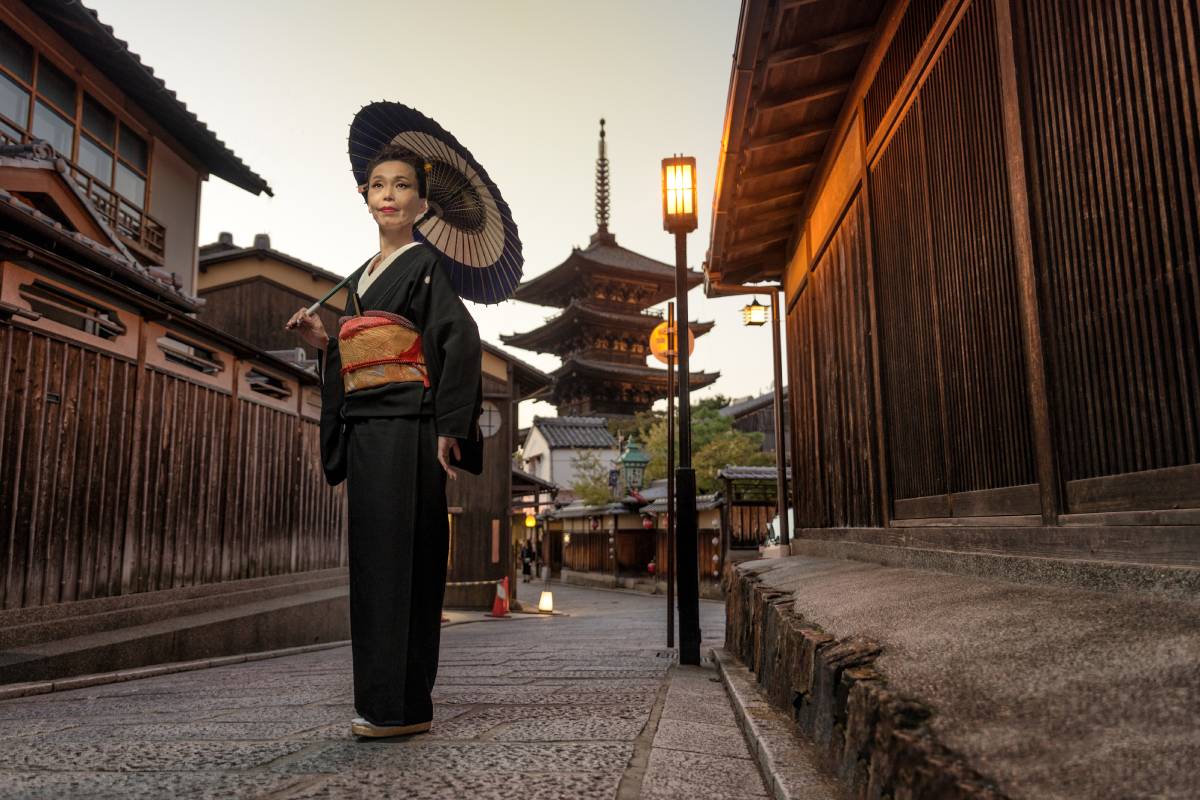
[
  {"xmin": 707, "ymin": 0, "xmax": 888, "ymax": 290},
  {"xmin": 501, "ymin": 300, "xmax": 715, "ymax": 355}
]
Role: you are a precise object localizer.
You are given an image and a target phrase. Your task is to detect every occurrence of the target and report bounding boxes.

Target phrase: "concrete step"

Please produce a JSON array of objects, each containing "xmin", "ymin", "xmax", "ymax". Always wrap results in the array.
[{"xmin": 0, "ymin": 585, "xmax": 348, "ymax": 685}]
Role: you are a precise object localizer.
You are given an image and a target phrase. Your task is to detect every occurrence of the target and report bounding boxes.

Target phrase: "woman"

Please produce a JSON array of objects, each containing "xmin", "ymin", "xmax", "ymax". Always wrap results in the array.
[{"xmin": 285, "ymin": 145, "xmax": 482, "ymax": 739}]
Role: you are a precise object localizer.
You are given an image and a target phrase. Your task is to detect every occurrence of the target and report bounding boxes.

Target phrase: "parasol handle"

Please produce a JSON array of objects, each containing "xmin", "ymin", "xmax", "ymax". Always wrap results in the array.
[{"xmin": 304, "ymin": 266, "xmax": 365, "ymax": 316}]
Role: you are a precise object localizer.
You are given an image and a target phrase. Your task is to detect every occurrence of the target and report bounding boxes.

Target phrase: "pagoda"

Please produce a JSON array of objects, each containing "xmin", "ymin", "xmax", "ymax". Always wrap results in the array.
[{"xmin": 502, "ymin": 120, "xmax": 718, "ymax": 418}]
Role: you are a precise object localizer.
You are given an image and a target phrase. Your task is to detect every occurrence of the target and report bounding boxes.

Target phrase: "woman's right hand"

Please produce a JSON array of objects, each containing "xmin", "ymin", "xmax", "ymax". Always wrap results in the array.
[{"xmin": 284, "ymin": 308, "xmax": 329, "ymax": 350}]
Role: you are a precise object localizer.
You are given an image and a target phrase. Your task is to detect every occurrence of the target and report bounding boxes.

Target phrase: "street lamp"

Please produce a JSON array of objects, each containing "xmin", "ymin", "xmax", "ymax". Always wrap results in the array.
[
  {"xmin": 618, "ymin": 433, "xmax": 651, "ymax": 494},
  {"xmin": 661, "ymin": 154, "xmax": 701, "ymax": 666}
]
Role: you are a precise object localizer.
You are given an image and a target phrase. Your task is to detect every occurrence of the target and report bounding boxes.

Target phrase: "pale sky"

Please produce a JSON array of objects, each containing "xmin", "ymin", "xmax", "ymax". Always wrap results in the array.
[{"xmin": 87, "ymin": 0, "xmax": 786, "ymax": 426}]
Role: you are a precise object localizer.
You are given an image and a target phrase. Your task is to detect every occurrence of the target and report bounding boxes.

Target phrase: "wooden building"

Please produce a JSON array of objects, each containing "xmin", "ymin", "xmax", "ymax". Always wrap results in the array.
[
  {"xmin": 197, "ymin": 232, "xmax": 347, "ymax": 364},
  {"xmin": 0, "ymin": 1, "xmax": 354, "ymax": 625},
  {"xmin": 503, "ymin": 121, "xmax": 719, "ymax": 418},
  {"xmin": 708, "ymin": 0, "xmax": 1199, "ymax": 563},
  {"xmin": 720, "ymin": 387, "xmax": 790, "ymax": 453}
]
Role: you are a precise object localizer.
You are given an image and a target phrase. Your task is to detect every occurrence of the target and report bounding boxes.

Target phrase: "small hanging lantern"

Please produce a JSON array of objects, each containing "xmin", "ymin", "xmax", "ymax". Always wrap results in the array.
[
  {"xmin": 642, "ymin": 513, "xmax": 655, "ymax": 530},
  {"xmin": 618, "ymin": 434, "xmax": 651, "ymax": 494},
  {"xmin": 742, "ymin": 297, "xmax": 769, "ymax": 326},
  {"xmin": 524, "ymin": 512, "xmax": 537, "ymax": 528}
]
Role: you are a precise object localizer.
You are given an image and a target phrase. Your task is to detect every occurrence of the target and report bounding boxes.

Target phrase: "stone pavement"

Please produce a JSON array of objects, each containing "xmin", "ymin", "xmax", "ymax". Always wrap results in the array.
[{"xmin": 0, "ymin": 584, "xmax": 772, "ymax": 799}]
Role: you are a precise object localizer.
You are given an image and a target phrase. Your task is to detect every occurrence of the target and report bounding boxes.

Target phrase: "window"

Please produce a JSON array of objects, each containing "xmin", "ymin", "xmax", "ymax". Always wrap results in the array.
[
  {"xmin": 18, "ymin": 280, "xmax": 126, "ymax": 340},
  {"xmin": 0, "ymin": 73, "xmax": 28, "ymax": 133},
  {"xmin": 157, "ymin": 334, "xmax": 223, "ymax": 375},
  {"xmin": 0, "ymin": 22, "xmax": 151, "ymax": 214},
  {"xmin": 35, "ymin": 59, "xmax": 74, "ymax": 114},
  {"xmin": 0, "ymin": 21, "xmax": 33, "ymax": 82},
  {"xmin": 32, "ymin": 100, "xmax": 71, "ymax": 155},
  {"xmin": 245, "ymin": 369, "xmax": 291, "ymax": 400}
]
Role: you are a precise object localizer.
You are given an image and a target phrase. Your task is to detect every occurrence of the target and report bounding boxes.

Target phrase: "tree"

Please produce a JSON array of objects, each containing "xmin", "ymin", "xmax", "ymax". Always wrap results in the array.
[
  {"xmin": 639, "ymin": 397, "xmax": 773, "ymax": 493},
  {"xmin": 569, "ymin": 449, "xmax": 613, "ymax": 506}
]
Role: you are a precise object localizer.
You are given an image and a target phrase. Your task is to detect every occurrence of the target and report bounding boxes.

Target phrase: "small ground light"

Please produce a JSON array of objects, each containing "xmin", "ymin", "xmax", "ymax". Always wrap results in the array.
[{"xmin": 538, "ymin": 591, "xmax": 554, "ymax": 613}]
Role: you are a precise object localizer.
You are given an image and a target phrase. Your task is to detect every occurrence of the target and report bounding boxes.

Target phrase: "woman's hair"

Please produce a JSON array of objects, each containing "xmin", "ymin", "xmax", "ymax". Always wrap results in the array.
[{"xmin": 362, "ymin": 146, "xmax": 429, "ymax": 199}]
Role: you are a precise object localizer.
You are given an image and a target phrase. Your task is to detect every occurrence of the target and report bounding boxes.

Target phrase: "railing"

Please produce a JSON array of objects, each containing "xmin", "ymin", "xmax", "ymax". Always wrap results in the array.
[{"xmin": 0, "ymin": 130, "xmax": 166, "ymax": 264}]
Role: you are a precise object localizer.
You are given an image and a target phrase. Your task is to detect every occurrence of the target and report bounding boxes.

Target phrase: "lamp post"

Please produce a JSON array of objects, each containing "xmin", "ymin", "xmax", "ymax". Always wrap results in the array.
[
  {"xmin": 661, "ymin": 155, "xmax": 701, "ymax": 665},
  {"xmin": 741, "ymin": 291, "xmax": 790, "ymax": 548}
]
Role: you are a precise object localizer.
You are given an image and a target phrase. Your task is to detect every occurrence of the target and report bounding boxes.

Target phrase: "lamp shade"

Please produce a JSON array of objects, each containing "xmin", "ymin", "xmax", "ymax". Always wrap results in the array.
[
  {"xmin": 618, "ymin": 434, "xmax": 652, "ymax": 493},
  {"xmin": 661, "ymin": 155, "xmax": 698, "ymax": 233},
  {"xmin": 524, "ymin": 513, "xmax": 537, "ymax": 528},
  {"xmin": 742, "ymin": 297, "xmax": 769, "ymax": 326}
]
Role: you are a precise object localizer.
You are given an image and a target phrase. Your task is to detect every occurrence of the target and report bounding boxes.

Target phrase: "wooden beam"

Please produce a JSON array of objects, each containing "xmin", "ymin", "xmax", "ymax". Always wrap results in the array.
[
  {"xmin": 994, "ymin": 0, "xmax": 1061, "ymax": 524},
  {"xmin": 746, "ymin": 119, "xmax": 837, "ymax": 153},
  {"xmin": 740, "ymin": 157, "xmax": 819, "ymax": 183},
  {"xmin": 767, "ymin": 27, "xmax": 875, "ymax": 68},
  {"xmin": 732, "ymin": 189, "xmax": 808, "ymax": 214},
  {"xmin": 757, "ymin": 80, "xmax": 853, "ymax": 115}
]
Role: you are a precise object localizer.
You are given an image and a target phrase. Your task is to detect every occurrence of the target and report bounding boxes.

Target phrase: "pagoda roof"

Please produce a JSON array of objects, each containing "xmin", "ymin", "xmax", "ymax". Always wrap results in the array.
[
  {"xmin": 501, "ymin": 300, "xmax": 714, "ymax": 353},
  {"xmin": 552, "ymin": 356, "xmax": 720, "ymax": 389},
  {"xmin": 512, "ymin": 232, "xmax": 704, "ymax": 308}
]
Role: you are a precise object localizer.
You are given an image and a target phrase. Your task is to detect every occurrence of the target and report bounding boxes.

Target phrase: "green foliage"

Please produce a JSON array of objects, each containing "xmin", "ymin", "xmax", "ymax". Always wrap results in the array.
[
  {"xmin": 570, "ymin": 449, "xmax": 614, "ymax": 506},
  {"xmin": 639, "ymin": 397, "xmax": 774, "ymax": 493}
]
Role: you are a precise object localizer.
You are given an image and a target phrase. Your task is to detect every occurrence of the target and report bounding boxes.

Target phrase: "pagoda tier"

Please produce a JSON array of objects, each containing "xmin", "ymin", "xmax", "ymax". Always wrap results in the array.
[
  {"xmin": 550, "ymin": 356, "xmax": 720, "ymax": 418},
  {"xmin": 511, "ymin": 230, "xmax": 703, "ymax": 310},
  {"xmin": 500, "ymin": 299, "xmax": 715, "ymax": 360}
]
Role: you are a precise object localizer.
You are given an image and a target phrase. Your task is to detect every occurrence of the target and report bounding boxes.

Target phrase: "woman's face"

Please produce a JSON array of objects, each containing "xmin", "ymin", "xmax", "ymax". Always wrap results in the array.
[{"xmin": 366, "ymin": 160, "xmax": 427, "ymax": 232}]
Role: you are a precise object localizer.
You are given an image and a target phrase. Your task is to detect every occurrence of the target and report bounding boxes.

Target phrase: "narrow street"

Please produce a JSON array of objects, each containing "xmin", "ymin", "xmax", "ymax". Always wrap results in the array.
[{"xmin": 0, "ymin": 585, "xmax": 771, "ymax": 799}]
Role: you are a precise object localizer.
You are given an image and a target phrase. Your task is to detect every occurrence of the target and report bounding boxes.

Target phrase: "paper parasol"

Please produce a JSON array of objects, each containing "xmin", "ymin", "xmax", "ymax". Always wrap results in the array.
[{"xmin": 348, "ymin": 102, "xmax": 523, "ymax": 305}]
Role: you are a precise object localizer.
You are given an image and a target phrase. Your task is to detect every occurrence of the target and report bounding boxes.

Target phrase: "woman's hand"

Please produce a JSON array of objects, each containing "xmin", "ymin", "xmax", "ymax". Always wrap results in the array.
[
  {"xmin": 284, "ymin": 308, "xmax": 328, "ymax": 350},
  {"xmin": 437, "ymin": 435, "xmax": 462, "ymax": 480}
]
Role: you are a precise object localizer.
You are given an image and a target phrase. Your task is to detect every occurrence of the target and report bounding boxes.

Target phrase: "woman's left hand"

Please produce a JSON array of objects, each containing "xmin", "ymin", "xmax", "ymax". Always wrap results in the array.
[{"xmin": 437, "ymin": 436, "xmax": 461, "ymax": 480}]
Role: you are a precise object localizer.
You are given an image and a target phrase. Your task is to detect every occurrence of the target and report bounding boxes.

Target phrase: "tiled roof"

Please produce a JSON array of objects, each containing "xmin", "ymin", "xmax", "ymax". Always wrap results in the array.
[
  {"xmin": 643, "ymin": 493, "xmax": 723, "ymax": 513},
  {"xmin": 533, "ymin": 416, "xmax": 617, "ymax": 449},
  {"xmin": 551, "ymin": 500, "xmax": 635, "ymax": 519},
  {"xmin": 29, "ymin": 1, "xmax": 271, "ymax": 196},
  {"xmin": 198, "ymin": 237, "xmax": 345, "ymax": 285},
  {"xmin": 554, "ymin": 356, "xmax": 721, "ymax": 386},
  {"xmin": 716, "ymin": 466, "xmax": 792, "ymax": 481},
  {"xmin": 720, "ymin": 387, "xmax": 789, "ymax": 418}
]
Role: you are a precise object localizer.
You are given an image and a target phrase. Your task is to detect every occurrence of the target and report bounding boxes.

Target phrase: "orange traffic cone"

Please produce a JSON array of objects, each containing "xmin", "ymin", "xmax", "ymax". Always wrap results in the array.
[{"xmin": 488, "ymin": 577, "xmax": 510, "ymax": 618}]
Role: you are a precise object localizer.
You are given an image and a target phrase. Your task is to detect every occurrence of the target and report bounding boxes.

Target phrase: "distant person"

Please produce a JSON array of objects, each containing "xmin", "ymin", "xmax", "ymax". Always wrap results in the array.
[
  {"xmin": 286, "ymin": 145, "xmax": 481, "ymax": 739},
  {"xmin": 521, "ymin": 540, "xmax": 535, "ymax": 582}
]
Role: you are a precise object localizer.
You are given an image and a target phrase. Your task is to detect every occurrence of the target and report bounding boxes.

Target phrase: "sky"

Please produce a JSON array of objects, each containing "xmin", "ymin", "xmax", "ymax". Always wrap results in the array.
[{"xmin": 87, "ymin": 0, "xmax": 786, "ymax": 427}]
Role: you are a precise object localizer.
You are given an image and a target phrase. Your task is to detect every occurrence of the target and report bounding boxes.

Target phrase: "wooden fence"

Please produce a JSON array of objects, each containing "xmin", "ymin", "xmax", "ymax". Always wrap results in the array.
[{"xmin": 0, "ymin": 304, "xmax": 346, "ymax": 610}]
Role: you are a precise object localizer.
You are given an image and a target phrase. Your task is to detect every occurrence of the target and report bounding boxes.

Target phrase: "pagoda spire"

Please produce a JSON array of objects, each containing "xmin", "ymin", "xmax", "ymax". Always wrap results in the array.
[{"xmin": 592, "ymin": 118, "xmax": 613, "ymax": 243}]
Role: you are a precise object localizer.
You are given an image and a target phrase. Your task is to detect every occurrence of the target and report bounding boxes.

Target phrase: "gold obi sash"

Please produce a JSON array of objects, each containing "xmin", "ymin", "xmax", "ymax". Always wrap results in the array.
[{"xmin": 338, "ymin": 311, "xmax": 429, "ymax": 393}]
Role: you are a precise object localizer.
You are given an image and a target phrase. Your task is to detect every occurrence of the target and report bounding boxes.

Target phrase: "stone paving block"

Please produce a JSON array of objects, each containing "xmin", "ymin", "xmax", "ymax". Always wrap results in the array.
[
  {"xmin": 1, "ymin": 740, "xmax": 303, "ymax": 771},
  {"xmin": 206, "ymin": 704, "xmax": 354, "ymax": 724},
  {"xmin": 649, "ymin": 719, "xmax": 755, "ymax": 760},
  {"xmin": 30, "ymin": 721, "xmax": 320, "ymax": 742},
  {"xmin": 279, "ymin": 770, "xmax": 623, "ymax": 799},
  {"xmin": 0, "ymin": 771, "xmax": 308, "ymax": 799},
  {"xmin": 270, "ymin": 741, "xmax": 634, "ymax": 775},
  {"xmin": 639, "ymin": 748, "xmax": 769, "ymax": 799}
]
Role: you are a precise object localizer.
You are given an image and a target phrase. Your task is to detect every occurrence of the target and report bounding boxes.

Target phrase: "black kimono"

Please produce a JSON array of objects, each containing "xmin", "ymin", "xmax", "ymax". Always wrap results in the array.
[{"xmin": 318, "ymin": 243, "xmax": 481, "ymax": 727}]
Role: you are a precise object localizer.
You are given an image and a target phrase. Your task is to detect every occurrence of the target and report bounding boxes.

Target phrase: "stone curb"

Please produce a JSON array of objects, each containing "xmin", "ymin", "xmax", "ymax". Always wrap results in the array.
[
  {"xmin": 724, "ymin": 567, "xmax": 1009, "ymax": 800},
  {"xmin": 0, "ymin": 640, "xmax": 353, "ymax": 701},
  {"xmin": 711, "ymin": 647, "xmax": 839, "ymax": 800},
  {"xmin": 0, "ymin": 609, "xmax": 551, "ymax": 702}
]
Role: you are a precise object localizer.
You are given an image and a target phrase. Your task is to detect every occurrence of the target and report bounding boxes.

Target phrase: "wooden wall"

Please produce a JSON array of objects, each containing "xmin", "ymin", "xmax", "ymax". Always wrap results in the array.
[
  {"xmin": 781, "ymin": 0, "xmax": 1200, "ymax": 530},
  {"xmin": 445, "ymin": 372, "xmax": 513, "ymax": 585},
  {"xmin": 0, "ymin": 310, "xmax": 346, "ymax": 610},
  {"xmin": 198, "ymin": 280, "xmax": 340, "ymax": 361}
]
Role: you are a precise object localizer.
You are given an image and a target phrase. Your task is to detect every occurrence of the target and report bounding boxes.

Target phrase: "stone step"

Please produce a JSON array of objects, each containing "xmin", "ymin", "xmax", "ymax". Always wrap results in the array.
[
  {"xmin": 0, "ymin": 570, "xmax": 348, "ymax": 649},
  {"xmin": 0, "ymin": 585, "xmax": 348, "ymax": 685}
]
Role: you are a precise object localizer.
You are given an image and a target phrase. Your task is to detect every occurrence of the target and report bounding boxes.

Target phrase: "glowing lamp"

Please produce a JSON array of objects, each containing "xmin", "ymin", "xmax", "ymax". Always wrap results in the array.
[
  {"xmin": 538, "ymin": 591, "xmax": 554, "ymax": 613},
  {"xmin": 563, "ymin": 532, "xmax": 572, "ymax": 545},
  {"xmin": 661, "ymin": 155, "xmax": 698, "ymax": 234},
  {"xmin": 524, "ymin": 513, "xmax": 537, "ymax": 528},
  {"xmin": 619, "ymin": 434, "xmax": 651, "ymax": 494},
  {"xmin": 742, "ymin": 298, "xmax": 769, "ymax": 326}
]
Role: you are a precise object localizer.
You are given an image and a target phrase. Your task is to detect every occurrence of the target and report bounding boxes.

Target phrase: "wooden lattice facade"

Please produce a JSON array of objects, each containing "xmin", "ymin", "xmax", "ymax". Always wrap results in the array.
[{"xmin": 710, "ymin": 0, "xmax": 1199, "ymax": 563}]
